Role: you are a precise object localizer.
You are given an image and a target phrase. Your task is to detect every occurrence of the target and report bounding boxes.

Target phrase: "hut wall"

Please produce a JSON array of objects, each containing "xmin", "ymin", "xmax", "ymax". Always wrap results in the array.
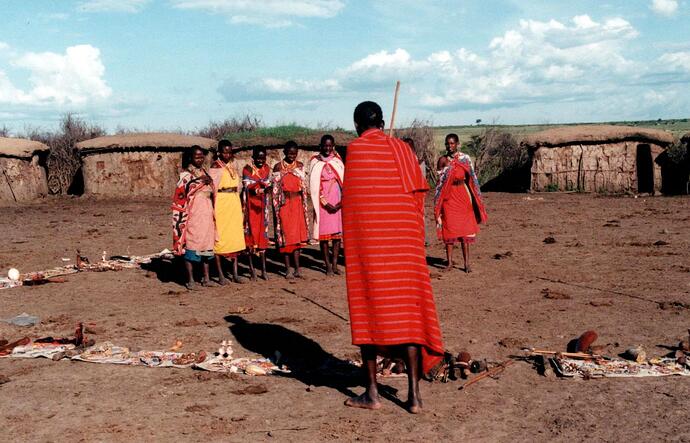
[
  {"xmin": 0, "ymin": 156, "xmax": 48, "ymax": 204},
  {"xmin": 82, "ymin": 149, "xmax": 322, "ymax": 198},
  {"xmin": 82, "ymin": 151, "xmax": 186, "ymax": 197},
  {"xmin": 530, "ymin": 141, "xmax": 663, "ymax": 193}
]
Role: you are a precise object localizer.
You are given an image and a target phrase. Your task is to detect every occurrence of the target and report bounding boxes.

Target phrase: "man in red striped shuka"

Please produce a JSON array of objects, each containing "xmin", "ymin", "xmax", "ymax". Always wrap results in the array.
[{"xmin": 343, "ymin": 101, "xmax": 444, "ymax": 414}]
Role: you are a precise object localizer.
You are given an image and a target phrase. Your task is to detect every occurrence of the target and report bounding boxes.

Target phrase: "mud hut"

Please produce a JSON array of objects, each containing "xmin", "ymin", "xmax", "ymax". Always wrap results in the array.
[
  {"xmin": 0, "ymin": 137, "xmax": 50, "ymax": 204},
  {"xmin": 523, "ymin": 125, "xmax": 674, "ymax": 193},
  {"xmin": 76, "ymin": 133, "xmax": 217, "ymax": 197}
]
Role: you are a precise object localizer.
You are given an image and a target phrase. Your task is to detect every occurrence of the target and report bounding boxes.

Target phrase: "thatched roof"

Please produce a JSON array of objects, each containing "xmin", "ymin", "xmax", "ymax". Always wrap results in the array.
[
  {"xmin": 0, "ymin": 137, "xmax": 49, "ymax": 159},
  {"xmin": 522, "ymin": 125, "xmax": 674, "ymax": 149},
  {"xmin": 76, "ymin": 133, "xmax": 217, "ymax": 154}
]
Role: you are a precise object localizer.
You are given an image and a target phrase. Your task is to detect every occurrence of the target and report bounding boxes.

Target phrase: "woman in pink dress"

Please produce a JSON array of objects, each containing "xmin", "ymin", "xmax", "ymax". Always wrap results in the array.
[
  {"xmin": 308, "ymin": 135, "xmax": 345, "ymax": 275},
  {"xmin": 171, "ymin": 146, "xmax": 216, "ymax": 290}
]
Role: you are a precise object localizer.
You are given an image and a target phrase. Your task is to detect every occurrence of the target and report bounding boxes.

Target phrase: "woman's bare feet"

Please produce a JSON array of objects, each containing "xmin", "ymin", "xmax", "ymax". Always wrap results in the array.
[
  {"xmin": 185, "ymin": 281, "xmax": 199, "ymax": 291},
  {"xmin": 344, "ymin": 392, "xmax": 382, "ymax": 410}
]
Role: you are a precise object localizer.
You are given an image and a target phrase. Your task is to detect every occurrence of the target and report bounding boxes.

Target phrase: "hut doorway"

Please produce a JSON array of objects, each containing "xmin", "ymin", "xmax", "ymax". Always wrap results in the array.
[{"xmin": 636, "ymin": 144, "xmax": 653, "ymax": 194}]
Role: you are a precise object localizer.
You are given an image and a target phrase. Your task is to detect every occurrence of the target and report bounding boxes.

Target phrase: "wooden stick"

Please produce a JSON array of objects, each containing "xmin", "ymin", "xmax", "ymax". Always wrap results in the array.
[
  {"xmin": 459, "ymin": 360, "xmax": 513, "ymax": 391},
  {"xmin": 388, "ymin": 80, "xmax": 401, "ymax": 137},
  {"xmin": 3, "ymin": 170, "xmax": 17, "ymax": 203},
  {"xmin": 528, "ymin": 349, "xmax": 601, "ymax": 359}
]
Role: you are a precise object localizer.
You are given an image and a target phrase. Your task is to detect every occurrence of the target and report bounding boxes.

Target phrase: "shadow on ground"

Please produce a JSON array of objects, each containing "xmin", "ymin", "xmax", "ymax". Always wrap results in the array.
[{"xmin": 225, "ymin": 315, "xmax": 405, "ymax": 406}]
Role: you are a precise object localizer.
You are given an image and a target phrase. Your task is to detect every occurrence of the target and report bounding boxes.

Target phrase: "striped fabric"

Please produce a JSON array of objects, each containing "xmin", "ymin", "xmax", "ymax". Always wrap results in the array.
[{"xmin": 343, "ymin": 128, "xmax": 444, "ymax": 375}]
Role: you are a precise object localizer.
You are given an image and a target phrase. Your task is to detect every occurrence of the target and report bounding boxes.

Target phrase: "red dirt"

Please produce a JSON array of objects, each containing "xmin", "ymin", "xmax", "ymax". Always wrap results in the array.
[{"xmin": 1, "ymin": 193, "xmax": 689, "ymax": 441}]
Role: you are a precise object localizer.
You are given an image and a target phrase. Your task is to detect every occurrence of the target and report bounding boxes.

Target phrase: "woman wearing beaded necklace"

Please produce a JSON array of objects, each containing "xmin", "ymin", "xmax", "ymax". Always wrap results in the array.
[
  {"xmin": 272, "ymin": 141, "xmax": 310, "ymax": 278},
  {"xmin": 434, "ymin": 133, "xmax": 487, "ymax": 272},
  {"xmin": 308, "ymin": 134, "xmax": 344, "ymax": 275},
  {"xmin": 210, "ymin": 140, "xmax": 246, "ymax": 284},
  {"xmin": 172, "ymin": 145, "xmax": 216, "ymax": 290},
  {"xmin": 241, "ymin": 147, "xmax": 271, "ymax": 280}
]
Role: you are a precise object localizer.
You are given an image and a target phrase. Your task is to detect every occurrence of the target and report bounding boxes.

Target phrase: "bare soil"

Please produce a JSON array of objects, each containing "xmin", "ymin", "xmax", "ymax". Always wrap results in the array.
[{"xmin": 1, "ymin": 193, "xmax": 689, "ymax": 442}]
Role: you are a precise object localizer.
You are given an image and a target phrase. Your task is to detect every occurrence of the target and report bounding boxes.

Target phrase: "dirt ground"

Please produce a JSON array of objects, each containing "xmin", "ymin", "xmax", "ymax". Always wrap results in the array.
[{"xmin": 1, "ymin": 193, "xmax": 689, "ymax": 442}]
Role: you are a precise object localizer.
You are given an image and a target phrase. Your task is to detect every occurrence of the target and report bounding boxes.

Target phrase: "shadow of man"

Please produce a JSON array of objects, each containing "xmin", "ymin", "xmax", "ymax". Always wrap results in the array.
[{"xmin": 225, "ymin": 315, "xmax": 362, "ymax": 398}]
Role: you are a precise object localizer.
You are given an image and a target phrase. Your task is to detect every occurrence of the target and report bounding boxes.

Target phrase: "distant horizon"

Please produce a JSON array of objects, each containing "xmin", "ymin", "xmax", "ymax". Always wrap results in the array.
[{"xmin": 1, "ymin": 1, "xmax": 689, "ymax": 133}]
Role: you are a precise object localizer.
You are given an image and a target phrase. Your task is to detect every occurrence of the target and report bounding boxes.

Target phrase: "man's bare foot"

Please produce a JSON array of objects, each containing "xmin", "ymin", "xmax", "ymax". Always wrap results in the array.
[
  {"xmin": 333, "ymin": 266, "xmax": 341, "ymax": 275},
  {"xmin": 406, "ymin": 399, "xmax": 423, "ymax": 414},
  {"xmin": 217, "ymin": 277, "xmax": 229, "ymax": 286},
  {"xmin": 294, "ymin": 271, "xmax": 305, "ymax": 279},
  {"xmin": 201, "ymin": 279, "xmax": 218, "ymax": 287},
  {"xmin": 261, "ymin": 273, "xmax": 268, "ymax": 281},
  {"xmin": 285, "ymin": 270, "xmax": 294, "ymax": 280},
  {"xmin": 233, "ymin": 277, "xmax": 245, "ymax": 284},
  {"xmin": 443, "ymin": 263, "xmax": 453, "ymax": 271},
  {"xmin": 326, "ymin": 267, "xmax": 333, "ymax": 276},
  {"xmin": 464, "ymin": 265, "xmax": 472, "ymax": 273},
  {"xmin": 344, "ymin": 392, "xmax": 381, "ymax": 410}
]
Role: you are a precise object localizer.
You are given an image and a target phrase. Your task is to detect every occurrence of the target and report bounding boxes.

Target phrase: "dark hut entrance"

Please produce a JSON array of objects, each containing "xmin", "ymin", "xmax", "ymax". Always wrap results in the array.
[{"xmin": 636, "ymin": 144, "xmax": 654, "ymax": 193}]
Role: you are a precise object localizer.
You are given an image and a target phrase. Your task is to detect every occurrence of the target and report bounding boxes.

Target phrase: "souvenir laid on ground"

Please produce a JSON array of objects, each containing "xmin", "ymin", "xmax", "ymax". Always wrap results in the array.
[
  {"xmin": 552, "ymin": 356, "xmax": 690, "ymax": 378},
  {"xmin": 0, "ymin": 337, "xmax": 31, "ymax": 356},
  {"xmin": 348, "ymin": 357, "xmax": 407, "ymax": 378},
  {"xmin": 0, "ymin": 277, "xmax": 22, "ymax": 289},
  {"xmin": 194, "ymin": 355, "xmax": 286, "ymax": 375},
  {"xmin": 11, "ymin": 342, "xmax": 76, "ymax": 359},
  {"xmin": 70, "ymin": 341, "xmax": 205, "ymax": 368},
  {"xmin": 193, "ymin": 340, "xmax": 288, "ymax": 375},
  {"xmin": 1, "ymin": 249, "xmax": 174, "ymax": 290},
  {"xmin": 71, "ymin": 342, "xmax": 137, "ymax": 365}
]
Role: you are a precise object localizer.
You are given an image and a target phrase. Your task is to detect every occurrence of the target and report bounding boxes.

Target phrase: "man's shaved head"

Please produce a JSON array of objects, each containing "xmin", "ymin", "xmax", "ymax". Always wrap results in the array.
[{"xmin": 353, "ymin": 101, "xmax": 384, "ymax": 135}]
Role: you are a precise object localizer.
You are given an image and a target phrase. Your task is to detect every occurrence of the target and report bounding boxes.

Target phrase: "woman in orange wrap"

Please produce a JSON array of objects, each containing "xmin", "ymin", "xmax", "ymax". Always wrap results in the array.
[
  {"xmin": 435, "ymin": 133, "xmax": 487, "ymax": 272},
  {"xmin": 272, "ymin": 141, "xmax": 310, "ymax": 279},
  {"xmin": 242, "ymin": 147, "xmax": 271, "ymax": 280}
]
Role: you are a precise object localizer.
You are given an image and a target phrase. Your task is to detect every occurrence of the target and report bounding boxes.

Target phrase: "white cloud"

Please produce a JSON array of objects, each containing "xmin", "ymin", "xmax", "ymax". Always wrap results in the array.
[
  {"xmin": 170, "ymin": 0, "xmax": 344, "ymax": 26},
  {"xmin": 650, "ymin": 0, "xmax": 678, "ymax": 16},
  {"xmin": 658, "ymin": 51, "xmax": 690, "ymax": 71},
  {"xmin": 218, "ymin": 14, "xmax": 688, "ymax": 120},
  {"xmin": 78, "ymin": 0, "xmax": 150, "ymax": 13},
  {"xmin": 219, "ymin": 77, "xmax": 340, "ymax": 101},
  {"xmin": 0, "ymin": 44, "xmax": 111, "ymax": 106}
]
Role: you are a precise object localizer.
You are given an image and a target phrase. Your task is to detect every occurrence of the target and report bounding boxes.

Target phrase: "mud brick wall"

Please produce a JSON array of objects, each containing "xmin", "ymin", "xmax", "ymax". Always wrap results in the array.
[
  {"xmin": 530, "ymin": 141, "xmax": 664, "ymax": 193},
  {"xmin": 81, "ymin": 148, "xmax": 321, "ymax": 198},
  {"xmin": 0, "ymin": 156, "xmax": 48, "ymax": 204}
]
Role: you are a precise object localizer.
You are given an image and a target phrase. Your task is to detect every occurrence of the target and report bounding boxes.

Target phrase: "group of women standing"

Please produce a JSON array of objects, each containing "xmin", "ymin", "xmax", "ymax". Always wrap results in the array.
[
  {"xmin": 172, "ymin": 136, "xmax": 345, "ymax": 289},
  {"xmin": 171, "ymin": 132, "xmax": 487, "ymax": 289}
]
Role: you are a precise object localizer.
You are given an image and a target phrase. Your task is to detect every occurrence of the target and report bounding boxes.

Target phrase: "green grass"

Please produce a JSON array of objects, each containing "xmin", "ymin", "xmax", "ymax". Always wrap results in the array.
[{"xmin": 228, "ymin": 124, "xmax": 319, "ymax": 141}]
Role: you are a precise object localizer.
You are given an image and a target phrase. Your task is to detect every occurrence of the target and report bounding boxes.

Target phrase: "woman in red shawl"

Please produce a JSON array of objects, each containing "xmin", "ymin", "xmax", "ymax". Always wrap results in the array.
[
  {"xmin": 242, "ymin": 147, "xmax": 271, "ymax": 280},
  {"xmin": 435, "ymin": 133, "xmax": 487, "ymax": 272},
  {"xmin": 272, "ymin": 141, "xmax": 310, "ymax": 279}
]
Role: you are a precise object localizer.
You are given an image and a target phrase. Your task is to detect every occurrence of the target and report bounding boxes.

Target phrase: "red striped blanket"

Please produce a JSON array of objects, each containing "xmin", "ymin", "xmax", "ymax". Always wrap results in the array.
[{"xmin": 343, "ymin": 128, "xmax": 444, "ymax": 375}]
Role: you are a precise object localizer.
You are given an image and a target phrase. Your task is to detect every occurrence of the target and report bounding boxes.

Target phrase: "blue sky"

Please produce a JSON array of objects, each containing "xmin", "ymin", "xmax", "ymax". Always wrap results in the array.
[{"xmin": 0, "ymin": 0, "xmax": 688, "ymax": 133}]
